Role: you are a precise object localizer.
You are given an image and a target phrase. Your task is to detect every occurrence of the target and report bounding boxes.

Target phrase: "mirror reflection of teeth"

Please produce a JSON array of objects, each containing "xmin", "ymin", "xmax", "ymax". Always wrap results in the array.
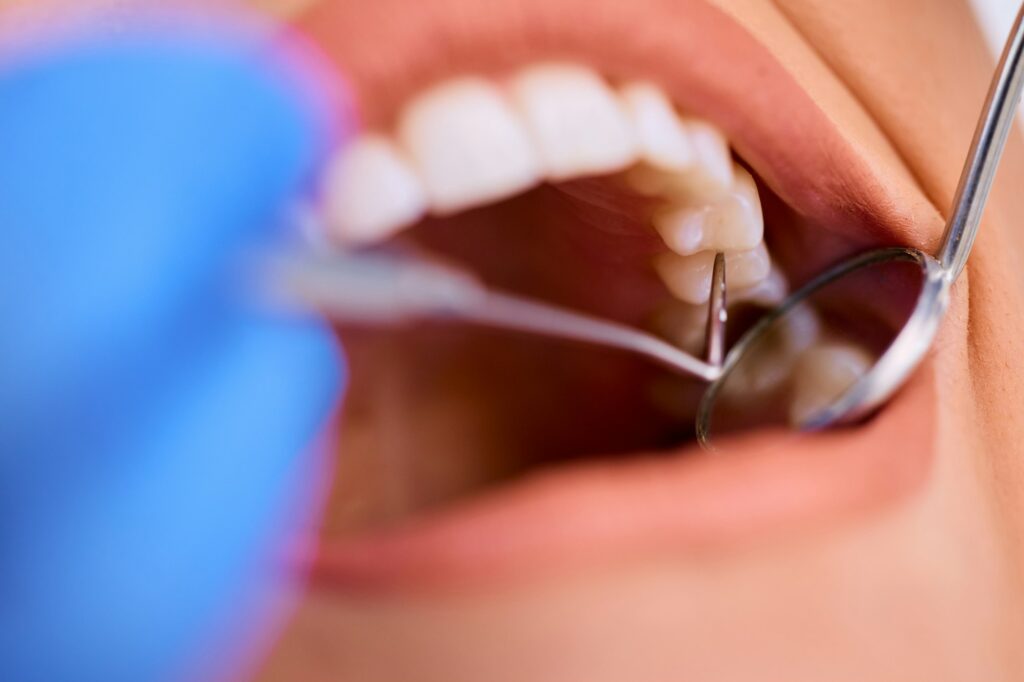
[
  {"xmin": 719, "ymin": 304, "xmax": 823, "ymax": 403},
  {"xmin": 317, "ymin": 61, "xmax": 826, "ymax": 420},
  {"xmin": 788, "ymin": 342, "xmax": 874, "ymax": 427}
]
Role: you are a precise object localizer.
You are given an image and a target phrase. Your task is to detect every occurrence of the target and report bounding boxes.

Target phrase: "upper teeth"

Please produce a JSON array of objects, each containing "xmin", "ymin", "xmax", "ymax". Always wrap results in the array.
[
  {"xmin": 322, "ymin": 134, "xmax": 428, "ymax": 244},
  {"xmin": 652, "ymin": 164, "xmax": 763, "ymax": 255},
  {"xmin": 653, "ymin": 242, "xmax": 771, "ymax": 305},
  {"xmin": 398, "ymin": 77, "xmax": 543, "ymax": 214},
  {"xmin": 620, "ymin": 82, "xmax": 697, "ymax": 172},
  {"xmin": 507, "ymin": 64, "xmax": 637, "ymax": 180},
  {"xmin": 320, "ymin": 61, "xmax": 777, "ymax": 342},
  {"xmin": 316, "ymin": 61, "xmax": 855, "ymax": 429}
]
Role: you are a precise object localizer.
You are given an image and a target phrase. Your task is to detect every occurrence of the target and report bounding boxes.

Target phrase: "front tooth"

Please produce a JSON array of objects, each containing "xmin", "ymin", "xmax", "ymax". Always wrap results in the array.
[
  {"xmin": 788, "ymin": 343, "xmax": 873, "ymax": 426},
  {"xmin": 322, "ymin": 135, "xmax": 428, "ymax": 245},
  {"xmin": 398, "ymin": 77, "xmax": 542, "ymax": 214},
  {"xmin": 620, "ymin": 81, "xmax": 695, "ymax": 171},
  {"xmin": 655, "ymin": 243, "xmax": 771, "ymax": 305},
  {"xmin": 653, "ymin": 165, "xmax": 763, "ymax": 255},
  {"xmin": 508, "ymin": 63, "xmax": 636, "ymax": 180}
]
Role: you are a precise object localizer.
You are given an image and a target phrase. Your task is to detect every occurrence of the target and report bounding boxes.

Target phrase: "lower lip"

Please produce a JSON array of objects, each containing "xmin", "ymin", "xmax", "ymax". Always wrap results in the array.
[{"xmin": 307, "ymin": 363, "xmax": 935, "ymax": 593}]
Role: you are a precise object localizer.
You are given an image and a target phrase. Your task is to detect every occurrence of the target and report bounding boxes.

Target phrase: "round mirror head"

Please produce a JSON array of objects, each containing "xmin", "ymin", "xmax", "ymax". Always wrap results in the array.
[{"xmin": 696, "ymin": 247, "xmax": 947, "ymax": 449}]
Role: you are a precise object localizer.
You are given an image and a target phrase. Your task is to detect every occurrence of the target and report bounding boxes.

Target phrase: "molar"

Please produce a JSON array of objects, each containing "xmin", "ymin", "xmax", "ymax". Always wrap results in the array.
[
  {"xmin": 653, "ymin": 265, "xmax": 791, "ymax": 357},
  {"xmin": 654, "ymin": 242, "xmax": 771, "ymax": 305},
  {"xmin": 398, "ymin": 77, "xmax": 542, "ymax": 214},
  {"xmin": 718, "ymin": 303, "xmax": 822, "ymax": 403},
  {"xmin": 788, "ymin": 342, "xmax": 873, "ymax": 426},
  {"xmin": 322, "ymin": 135, "xmax": 428, "ymax": 244},
  {"xmin": 653, "ymin": 165, "xmax": 763, "ymax": 255},
  {"xmin": 730, "ymin": 265, "xmax": 789, "ymax": 307},
  {"xmin": 508, "ymin": 63, "xmax": 637, "ymax": 180}
]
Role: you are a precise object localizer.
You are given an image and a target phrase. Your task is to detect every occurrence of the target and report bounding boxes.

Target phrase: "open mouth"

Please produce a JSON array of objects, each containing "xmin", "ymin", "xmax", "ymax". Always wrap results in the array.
[{"xmin": 290, "ymin": 0, "xmax": 945, "ymax": 590}]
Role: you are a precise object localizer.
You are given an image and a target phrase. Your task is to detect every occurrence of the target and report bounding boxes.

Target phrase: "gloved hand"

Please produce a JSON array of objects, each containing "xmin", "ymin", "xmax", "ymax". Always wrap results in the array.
[{"xmin": 0, "ymin": 30, "xmax": 345, "ymax": 682}]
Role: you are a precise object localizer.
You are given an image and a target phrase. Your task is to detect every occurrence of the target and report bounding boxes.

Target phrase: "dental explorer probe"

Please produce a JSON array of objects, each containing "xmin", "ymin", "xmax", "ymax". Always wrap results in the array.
[{"xmin": 271, "ymin": 247, "xmax": 728, "ymax": 384}]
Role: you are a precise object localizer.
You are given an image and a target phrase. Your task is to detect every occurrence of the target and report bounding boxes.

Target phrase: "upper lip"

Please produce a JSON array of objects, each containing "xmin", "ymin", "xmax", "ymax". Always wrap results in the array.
[{"xmin": 291, "ymin": 0, "xmax": 945, "ymax": 591}]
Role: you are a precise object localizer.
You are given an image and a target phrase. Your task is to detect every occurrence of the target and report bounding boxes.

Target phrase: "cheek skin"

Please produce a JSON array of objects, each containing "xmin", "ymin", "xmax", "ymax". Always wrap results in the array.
[
  {"xmin": 256, "ymin": 1, "xmax": 1024, "ymax": 680},
  {"xmin": 715, "ymin": 0, "xmax": 1024, "ymax": 604},
  {"xmin": 773, "ymin": 0, "xmax": 1024, "ymax": 653}
]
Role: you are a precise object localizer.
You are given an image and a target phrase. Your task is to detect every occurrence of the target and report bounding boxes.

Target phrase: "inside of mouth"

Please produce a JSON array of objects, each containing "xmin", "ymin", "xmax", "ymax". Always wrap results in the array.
[
  {"xmin": 322, "ymin": 169, "xmax": 861, "ymax": 535},
  {"xmin": 316, "ymin": 68, "xmax": 913, "ymax": 536}
]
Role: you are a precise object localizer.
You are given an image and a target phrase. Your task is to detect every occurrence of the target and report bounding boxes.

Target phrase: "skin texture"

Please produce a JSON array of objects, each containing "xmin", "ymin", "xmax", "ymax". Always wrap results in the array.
[{"xmin": 249, "ymin": 0, "xmax": 1024, "ymax": 680}]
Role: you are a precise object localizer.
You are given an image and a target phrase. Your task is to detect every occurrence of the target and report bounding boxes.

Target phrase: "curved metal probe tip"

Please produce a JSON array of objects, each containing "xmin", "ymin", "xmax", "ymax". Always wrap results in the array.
[
  {"xmin": 269, "ymin": 247, "xmax": 724, "ymax": 383},
  {"xmin": 704, "ymin": 252, "xmax": 727, "ymax": 368}
]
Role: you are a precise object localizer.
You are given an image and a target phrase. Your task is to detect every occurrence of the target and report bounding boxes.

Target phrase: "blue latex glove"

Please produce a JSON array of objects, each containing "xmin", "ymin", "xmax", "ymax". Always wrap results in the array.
[{"xmin": 0, "ymin": 32, "xmax": 344, "ymax": 682}]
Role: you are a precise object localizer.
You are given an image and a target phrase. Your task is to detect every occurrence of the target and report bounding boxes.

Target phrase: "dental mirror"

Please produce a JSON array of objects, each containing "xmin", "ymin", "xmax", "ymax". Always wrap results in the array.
[{"xmin": 696, "ymin": 1, "xmax": 1024, "ymax": 446}]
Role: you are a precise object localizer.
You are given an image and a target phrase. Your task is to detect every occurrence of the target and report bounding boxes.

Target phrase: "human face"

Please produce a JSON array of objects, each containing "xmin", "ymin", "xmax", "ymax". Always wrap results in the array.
[{"xmin": 260, "ymin": 1, "xmax": 1024, "ymax": 679}]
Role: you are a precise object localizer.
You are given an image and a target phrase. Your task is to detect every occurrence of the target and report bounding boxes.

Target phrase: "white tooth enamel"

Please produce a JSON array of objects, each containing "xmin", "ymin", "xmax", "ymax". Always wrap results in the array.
[
  {"xmin": 789, "ymin": 342, "xmax": 873, "ymax": 426},
  {"xmin": 778, "ymin": 303, "xmax": 822, "ymax": 359},
  {"xmin": 655, "ymin": 243, "xmax": 771, "ymax": 305},
  {"xmin": 730, "ymin": 265, "xmax": 789, "ymax": 307},
  {"xmin": 653, "ymin": 251, "xmax": 715, "ymax": 305},
  {"xmin": 655, "ymin": 267, "xmax": 788, "ymax": 355},
  {"xmin": 620, "ymin": 81, "xmax": 696, "ymax": 171},
  {"xmin": 654, "ymin": 266, "xmax": 789, "ymax": 359},
  {"xmin": 398, "ymin": 77, "xmax": 542, "ymax": 214},
  {"xmin": 508, "ymin": 63, "xmax": 636, "ymax": 180},
  {"xmin": 322, "ymin": 135, "xmax": 428, "ymax": 245},
  {"xmin": 719, "ymin": 303, "xmax": 822, "ymax": 403},
  {"xmin": 623, "ymin": 120, "xmax": 734, "ymax": 205},
  {"xmin": 653, "ymin": 165, "xmax": 763, "ymax": 255},
  {"xmin": 623, "ymin": 163, "xmax": 673, "ymax": 196},
  {"xmin": 725, "ymin": 242, "xmax": 771, "ymax": 289},
  {"xmin": 681, "ymin": 119, "xmax": 735, "ymax": 200}
]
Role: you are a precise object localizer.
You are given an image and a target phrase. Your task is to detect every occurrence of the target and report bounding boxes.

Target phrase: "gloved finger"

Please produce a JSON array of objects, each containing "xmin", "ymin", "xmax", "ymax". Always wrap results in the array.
[
  {"xmin": 0, "ymin": 32, "xmax": 337, "ymax": 449},
  {"xmin": 0, "ymin": 30, "xmax": 347, "ymax": 682}
]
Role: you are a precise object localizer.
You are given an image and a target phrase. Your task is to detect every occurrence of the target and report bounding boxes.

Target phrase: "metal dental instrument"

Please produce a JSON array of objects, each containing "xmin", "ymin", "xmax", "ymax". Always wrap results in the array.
[
  {"xmin": 274, "ymin": 247, "xmax": 727, "ymax": 383},
  {"xmin": 695, "ymin": 0, "xmax": 1024, "ymax": 443},
  {"xmin": 275, "ymin": 1, "xmax": 1023, "ymax": 446}
]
